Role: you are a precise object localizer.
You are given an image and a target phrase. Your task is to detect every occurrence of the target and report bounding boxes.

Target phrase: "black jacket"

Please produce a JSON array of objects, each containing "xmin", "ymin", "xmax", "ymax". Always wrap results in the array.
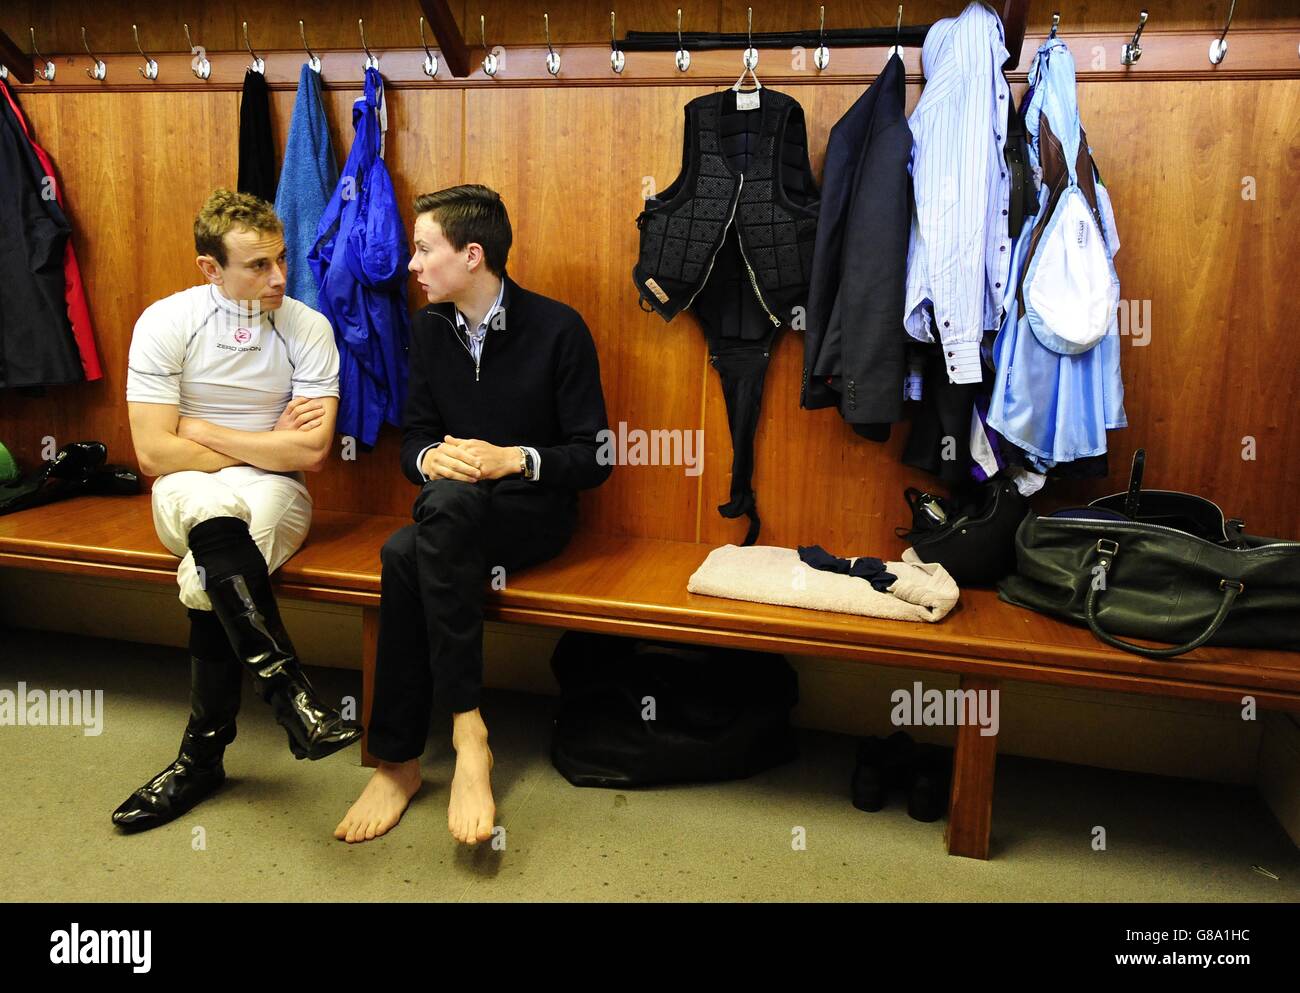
[
  {"xmin": 0, "ymin": 82, "xmax": 82, "ymax": 389},
  {"xmin": 801, "ymin": 55, "xmax": 912, "ymax": 440},
  {"xmin": 400, "ymin": 272, "xmax": 613, "ymax": 493}
]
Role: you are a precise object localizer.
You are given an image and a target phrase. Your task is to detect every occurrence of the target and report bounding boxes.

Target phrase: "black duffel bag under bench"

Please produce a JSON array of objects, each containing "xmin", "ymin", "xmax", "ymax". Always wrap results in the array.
[
  {"xmin": 998, "ymin": 450, "xmax": 1300, "ymax": 658},
  {"xmin": 550, "ymin": 630, "xmax": 799, "ymax": 787}
]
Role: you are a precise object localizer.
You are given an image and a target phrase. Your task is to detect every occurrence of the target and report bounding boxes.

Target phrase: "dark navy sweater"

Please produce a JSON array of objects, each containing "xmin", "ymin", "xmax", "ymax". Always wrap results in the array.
[{"xmin": 399, "ymin": 272, "xmax": 613, "ymax": 492}]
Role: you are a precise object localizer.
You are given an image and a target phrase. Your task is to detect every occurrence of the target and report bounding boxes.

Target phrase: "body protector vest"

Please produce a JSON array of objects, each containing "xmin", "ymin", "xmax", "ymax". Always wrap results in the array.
[{"xmin": 634, "ymin": 87, "xmax": 819, "ymax": 545}]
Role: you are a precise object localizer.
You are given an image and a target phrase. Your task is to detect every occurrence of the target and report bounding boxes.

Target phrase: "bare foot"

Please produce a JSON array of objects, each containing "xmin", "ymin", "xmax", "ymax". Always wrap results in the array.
[
  {"xmin": 334, "ymin": 759, "xmax": 422, "ymax": 844},
  {"xmin": 448, "ymin": 730, "xmax": 496, "ymax": 845}
]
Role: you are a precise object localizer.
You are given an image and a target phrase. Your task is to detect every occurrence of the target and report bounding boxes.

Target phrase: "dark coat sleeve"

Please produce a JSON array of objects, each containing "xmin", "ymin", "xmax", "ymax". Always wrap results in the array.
[
  {"xmin": 838, "ymin": 57, "xmax": 913, "ymax": 428},
  {"xmin": 533, "ymin": 311, "xmax": 613, "ymax": 491},
  {"xmin": 802, "ymin": 109, "xmax": 857, "ymax": 410},
  {"xmin": 398, "ymin": 309, "xmax": 448, "ymax": 486}
]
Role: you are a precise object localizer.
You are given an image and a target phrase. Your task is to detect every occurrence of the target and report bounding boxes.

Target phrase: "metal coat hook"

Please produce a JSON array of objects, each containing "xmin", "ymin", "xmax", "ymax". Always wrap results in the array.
[
  {"xmin": 610, "ymin": 11, "xmax": 625, "ymax": 73},
  {"xmin": 184, "ymin": 23, "xmax": 211, "ymax": 79},
  {"xmin": 480, "ymin": 15, "xmax": 498, "ymax": 76},
  {"xmin": 742, "ymin": 7, "xmax": 758, "ymax": 71},
  {"xmin": 300, "ymin": 20, "xmax": 321, "ymax": 73},
  {"xmin": 813, "ymin": 5, "xmax": 830, "ymax": 71},
  {"xmin": 543, "ymin": 13, "xmax": 561, "ymax": 75},
  {"xmin": 359, "ymin": 19, "xmax": 380, "ymax": 71},
  {"xmin": 1049, "ymin": 12, "xmax": 1060, "ymax": 40},
  {"xmin": 1209, "ymin": 0, "xmax": 1236, "ymax": 65},
  {"xmin": 1121, "ymin": 10, "xmax": 1148, "ymax": 66},
  {"xmin": 243, "ymin": 21, "xmax": 264, "ymax": 74},
  {"xmin": 30, "ymin": 28, "xmax": 55, "ymax": 81},
  {"xmin": 418, "ymin": 17, "xmax": 439, "ymax": 77},
  {"xmin": 82, "ymin": 28, "xmax": 107, "ymax": 81},
  {"xmin": 133, "ymin": 24, "xmax": 158, "ymax": 79},
  {"xmin": 888, "ymin": 4, "xmax": 904, "ymax": 61},
  {"xmin": 675, "ymin": 9, "xmax": 690, "ymax": 72}
]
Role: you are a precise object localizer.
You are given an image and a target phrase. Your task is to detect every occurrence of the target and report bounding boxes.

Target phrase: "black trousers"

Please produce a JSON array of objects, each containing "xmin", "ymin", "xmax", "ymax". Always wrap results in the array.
[{"xmin": 367, "ymin": 477, "xmax": 577, "ymax": 762}]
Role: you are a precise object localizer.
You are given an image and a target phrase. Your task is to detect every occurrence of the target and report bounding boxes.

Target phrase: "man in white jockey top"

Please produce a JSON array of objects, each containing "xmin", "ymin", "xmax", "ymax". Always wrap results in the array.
[{"xmin": 111, "ymin": 188, "xmax": 362, "ymax": 833}]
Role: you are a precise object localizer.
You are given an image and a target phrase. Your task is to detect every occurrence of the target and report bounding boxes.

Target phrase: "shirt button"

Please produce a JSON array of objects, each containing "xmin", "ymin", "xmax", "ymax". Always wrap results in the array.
[
  {"xmin": 943, "ymin": 321, "xmax": 950, "ymax": 328},
  {"xmin": 1002, "ymin": 209, "xmax": 1008, "ymax": 215},
  {"xmin": 996, "ymin": 282, "xmax": 1002, "ymax": 288},
  {"xmin": 1000, "ymin": 245, "xmax": 1007, "ymax": 252},
  {"xmin": 995, "ymin": 134, "xmax": 1002, "ymax": 141}
]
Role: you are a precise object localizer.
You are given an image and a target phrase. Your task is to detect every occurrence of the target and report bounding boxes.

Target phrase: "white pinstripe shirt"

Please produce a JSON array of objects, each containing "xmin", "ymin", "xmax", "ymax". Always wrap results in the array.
[{"xmin": 903, "ymin": 2, "xmax": 1013, "ymax": 385}]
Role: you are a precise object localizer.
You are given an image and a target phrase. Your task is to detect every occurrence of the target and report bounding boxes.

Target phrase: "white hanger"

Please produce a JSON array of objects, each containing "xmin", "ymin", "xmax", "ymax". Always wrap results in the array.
[{"xmin": 732, "ymin": 63, "xmax": 761, "ymax": 92}]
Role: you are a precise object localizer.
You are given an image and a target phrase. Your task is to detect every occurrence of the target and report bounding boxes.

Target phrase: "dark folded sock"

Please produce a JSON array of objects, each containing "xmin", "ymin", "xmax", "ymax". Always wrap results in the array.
[
  {"xmin": 798, "ymin": 544, "xmax": 897, "ymax": 593},
  {"xmin": 798, "ymin": 543, "xmax": 850, "ymax": 575}
]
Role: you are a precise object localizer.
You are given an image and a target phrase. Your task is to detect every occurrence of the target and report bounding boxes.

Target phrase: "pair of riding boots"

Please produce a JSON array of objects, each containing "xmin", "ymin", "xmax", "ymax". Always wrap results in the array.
[{"xmin": 112, "ymin": 518, "xmax": 362, "ymax": 832}]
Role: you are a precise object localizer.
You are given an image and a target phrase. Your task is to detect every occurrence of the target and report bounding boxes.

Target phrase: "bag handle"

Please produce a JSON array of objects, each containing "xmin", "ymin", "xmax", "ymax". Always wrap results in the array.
[
  {"xmin": 1123, "ymin": 448, "xmax": 1145, "ymax": 517},
  {"xmin": 1086, "ymin": 539, "xmax": 1243, "ymax": 659}
]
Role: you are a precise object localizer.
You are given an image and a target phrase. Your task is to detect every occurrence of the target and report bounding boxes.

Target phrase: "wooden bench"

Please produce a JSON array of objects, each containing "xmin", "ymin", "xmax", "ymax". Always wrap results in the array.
[{"xmin": 3, "ymin": 492, "xmax": 1298, "ymax": 860}]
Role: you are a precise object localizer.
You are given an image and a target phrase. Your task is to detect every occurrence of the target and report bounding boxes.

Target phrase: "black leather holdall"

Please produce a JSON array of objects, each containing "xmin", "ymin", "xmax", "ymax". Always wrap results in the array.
[
  {"xmin": 997, "ymin": 451, "xmax": 1300, "ymax": 658},
  {"xmin": 550, "ymin": 631, "xmax": 799, "ymax": 787}
]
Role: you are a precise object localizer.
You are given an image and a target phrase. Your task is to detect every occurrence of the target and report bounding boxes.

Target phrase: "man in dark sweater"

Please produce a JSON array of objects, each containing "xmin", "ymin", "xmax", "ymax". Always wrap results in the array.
[{"xmin": 335, "ymin": 184, "xmax": 612, "ymax": 846}]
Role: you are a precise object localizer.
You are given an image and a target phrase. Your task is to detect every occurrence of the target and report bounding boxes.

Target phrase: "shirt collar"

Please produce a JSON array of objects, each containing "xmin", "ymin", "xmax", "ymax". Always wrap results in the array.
[
  {"xmin": 454, "ymin": 277, "xmax": 506, "ymax": 336},
  {"xmin": 208, "ymin": 283, "xmax": 267, "ymax": 324},
  {"xmin": 921, "ymin": 2, "xmax": 1006, "ymax": 80}
]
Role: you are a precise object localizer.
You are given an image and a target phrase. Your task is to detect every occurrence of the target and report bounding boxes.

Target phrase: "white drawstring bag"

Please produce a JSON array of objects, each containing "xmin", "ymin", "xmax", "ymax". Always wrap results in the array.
[{"xmin": 1022, "ymin": 183, "xmax": 1120, "ymax": 355}]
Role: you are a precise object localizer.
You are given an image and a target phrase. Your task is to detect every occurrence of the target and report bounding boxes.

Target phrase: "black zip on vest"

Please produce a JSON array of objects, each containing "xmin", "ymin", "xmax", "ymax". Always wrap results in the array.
[{"xmin": 633, "ymin": 87, "xmax": 819, "ymax": 545}]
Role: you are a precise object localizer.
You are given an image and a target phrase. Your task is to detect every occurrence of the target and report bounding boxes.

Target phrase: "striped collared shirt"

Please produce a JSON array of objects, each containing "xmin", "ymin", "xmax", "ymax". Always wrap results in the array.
[{"xmin": 903, "ymin": 1, "xmax": 1013, "ymax": 385}]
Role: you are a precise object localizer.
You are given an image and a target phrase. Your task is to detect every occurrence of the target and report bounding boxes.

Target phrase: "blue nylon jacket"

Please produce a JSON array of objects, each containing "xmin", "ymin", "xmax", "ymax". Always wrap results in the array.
[{"xmin": 309, "ymin": 68, "xmax": 410, "ymax": 448}]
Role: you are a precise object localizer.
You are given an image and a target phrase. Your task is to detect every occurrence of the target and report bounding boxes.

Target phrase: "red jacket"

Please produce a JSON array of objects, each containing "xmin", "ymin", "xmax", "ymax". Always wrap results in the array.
[{"xmin": 0, "ymin": 80, "xmax": 102, "ymax": 382}]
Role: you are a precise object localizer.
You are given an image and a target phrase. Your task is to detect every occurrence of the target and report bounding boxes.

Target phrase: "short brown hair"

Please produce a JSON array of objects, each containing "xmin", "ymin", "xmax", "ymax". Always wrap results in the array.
[
  {"xmin": 194, "ymin": 188, "xmax": 283, "ymax": 267},
  {"xmin": 412, "ymin": 184, "xmax": 512, "ymax": 276}
]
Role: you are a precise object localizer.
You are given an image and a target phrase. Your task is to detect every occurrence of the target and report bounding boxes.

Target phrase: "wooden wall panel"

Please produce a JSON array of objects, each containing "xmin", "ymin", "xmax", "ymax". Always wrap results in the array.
[
  {"xmin": 2, "ymin": 52, "xmax": 1297, "ymax": 554},
  {"xmin": 1043, "ymin": 78, "xmax": 1300, "ymax": 523}
]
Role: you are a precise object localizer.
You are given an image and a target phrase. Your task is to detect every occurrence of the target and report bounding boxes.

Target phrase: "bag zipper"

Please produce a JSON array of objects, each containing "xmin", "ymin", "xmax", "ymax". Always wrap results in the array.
[{"xmin": 1039, "ymin": 515, "xmax": 1300, "ymax": 550}]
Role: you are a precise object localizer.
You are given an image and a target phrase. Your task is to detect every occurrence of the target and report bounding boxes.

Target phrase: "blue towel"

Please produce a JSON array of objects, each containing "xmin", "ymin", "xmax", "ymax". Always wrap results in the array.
[{"xmin": 275, "ymin": 64, "xmax": 338, "ymax": 310}]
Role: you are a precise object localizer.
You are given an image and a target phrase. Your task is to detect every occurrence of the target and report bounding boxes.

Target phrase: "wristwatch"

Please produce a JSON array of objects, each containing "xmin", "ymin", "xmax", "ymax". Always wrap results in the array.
[{"xmin": 519, "ymin": 446, "xmax": 535, "ymax": 480}]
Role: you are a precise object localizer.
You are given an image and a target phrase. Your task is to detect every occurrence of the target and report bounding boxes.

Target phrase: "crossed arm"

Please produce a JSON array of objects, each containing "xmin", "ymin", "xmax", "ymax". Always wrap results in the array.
[{"xmin": 128, "ymin": 397, "xmax": 338, "ymax": 477}]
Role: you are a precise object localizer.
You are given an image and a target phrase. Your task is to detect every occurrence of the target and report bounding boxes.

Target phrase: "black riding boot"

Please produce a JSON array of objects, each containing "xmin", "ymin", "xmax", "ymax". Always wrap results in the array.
[
  {"xmin": 188, "ymin": 516, "xmax": 362, "ymax": 760},
  {"xmin": 111, "ymin": 610, "xmax": 243, "ymax": 832}
]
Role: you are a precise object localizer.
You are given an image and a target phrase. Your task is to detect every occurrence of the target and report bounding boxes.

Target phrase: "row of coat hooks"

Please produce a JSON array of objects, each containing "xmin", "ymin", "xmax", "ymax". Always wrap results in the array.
[
  {"xmin": 0, "ymin": 0, "xmax": 1276, "ymax": 83},
  {"xmin": 3, "ymin": 17, "xmax": 415, "ymax": 83},
  {"xmin": 0, "ymin": 6, "xmax": 873, "ymax": 81},
  {"xmin": 1, "ymin": 6, "xmax": 902, "ymax": 82}
]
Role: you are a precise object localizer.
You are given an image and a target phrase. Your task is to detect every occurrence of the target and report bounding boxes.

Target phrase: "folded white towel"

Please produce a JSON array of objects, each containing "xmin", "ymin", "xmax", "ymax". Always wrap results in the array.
[{"xmin": 686, "ymin": 545, "xmax": 959, "ymax": 623}]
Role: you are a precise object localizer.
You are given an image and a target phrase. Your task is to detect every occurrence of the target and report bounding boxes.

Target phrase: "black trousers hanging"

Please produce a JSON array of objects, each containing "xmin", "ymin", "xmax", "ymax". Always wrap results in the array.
[
  {"xmin": 237, "ymin": 69, "xmax": 278, "ymax": 203},
  {"xmin": 366, "ymin": 478, "xmax": 576, "ymax": 762},
  {"xmin": 691, "ymin": 226, "xmax": 783, "ymax": 546}
]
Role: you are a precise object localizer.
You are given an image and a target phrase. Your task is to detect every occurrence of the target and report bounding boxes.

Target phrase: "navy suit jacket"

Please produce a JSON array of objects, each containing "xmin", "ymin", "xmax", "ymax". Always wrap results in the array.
[{"xmin": 801, "ymin": 55, "xmax": 912, "ymax": 440}]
